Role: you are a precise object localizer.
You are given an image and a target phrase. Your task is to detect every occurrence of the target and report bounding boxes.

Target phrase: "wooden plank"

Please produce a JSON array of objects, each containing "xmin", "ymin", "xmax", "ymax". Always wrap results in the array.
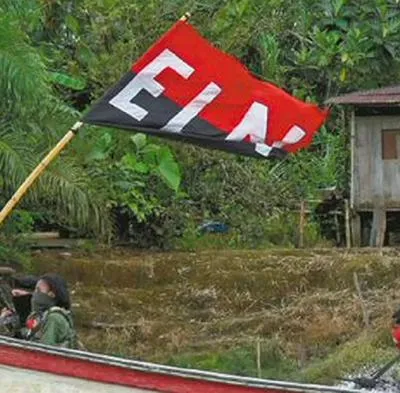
[
  {"xmin": 369, "ymin": 207, "xmax": 386, "ymax": 247},
  {"xmin": 351, "ymin": 212, "xmax": 361, "ymax": 247},
  {"xmin": 370, "ymin": 118, "xmax": 386, "ymax": 248},
  {"xmin": 354, "ymin": 115, "xmax": 364, "ymax": 207},
  {"xmin": 372, "ymin": 117, "xmax": 382, "ymax": 206},
  {"xmin": 353, "ymin": 116, "xmax": 375, "ymax": 208},
  {"xmin": 350, "ymin": 110, "xmax": 356, "ymax": 209},
  {"xmin": 397, "ymin": 131, "xmax": 400, "ymax": 157},
  {"xmin": 344, "ymin": 199, "xmax": 351, "ymax": 248},
  {"xmin": 353, "ymin": 116, "xmax": 400, "ymax": 209},
  {"xmin": 372, "ymin": 117, "xmax": 384, "ymax": 204},
  {"xmin": 382, "ymin": 130, "xmax": 398, "ymax": 159},
  {"xmin": 27, "ymin": 238, "xmax": 90, "ymax": 249},
  {"xmin": 381, "ymin": 117, "xmax": 400, "ymax": 205},
  {"xmin": 24, "ymin": 232, "xmax": 60, "ymax": 240},
  {"xmin": 357, "ymin": 207, "xmax": 400, "ymax": 212}
]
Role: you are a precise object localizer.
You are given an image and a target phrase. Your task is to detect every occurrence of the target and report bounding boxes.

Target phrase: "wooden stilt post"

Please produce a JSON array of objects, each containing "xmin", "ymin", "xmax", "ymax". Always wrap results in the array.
[
  {"xmin": 334, "ymin": 212, "xmax": 340, "ymax": 246},
  {"xmin": 0, "ymin": 121, "xmax": 83, "ymax": 226},
  {"xmin": 344, "ymin": 199, "xmax": 351, "ymax": 248},
  {"xmin": 370, "ymin": 207, "xmax": 386, "ymax": 248},
  {"xmin": 351, "ymin": 212, "xmax": 361, "ymax": 247}
]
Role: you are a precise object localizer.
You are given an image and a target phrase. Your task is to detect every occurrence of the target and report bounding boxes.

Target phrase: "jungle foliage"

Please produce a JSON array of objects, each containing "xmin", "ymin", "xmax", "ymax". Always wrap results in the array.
[{"xmin": 1, "ymin": 0, "xmax": 400, "ymax": 249}]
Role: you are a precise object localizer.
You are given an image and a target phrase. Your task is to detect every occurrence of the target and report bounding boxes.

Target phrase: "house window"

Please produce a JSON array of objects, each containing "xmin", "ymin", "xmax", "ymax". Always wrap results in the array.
[{"xmin": 382, "ymin": 130, "xmax": 400, "ymax": 160}]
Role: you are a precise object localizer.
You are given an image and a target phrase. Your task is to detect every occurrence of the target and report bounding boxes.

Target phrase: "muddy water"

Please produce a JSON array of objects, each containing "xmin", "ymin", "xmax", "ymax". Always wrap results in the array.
[{"xmin": 338, "ymin": 365, "xmax": 400, "ymax": 393}]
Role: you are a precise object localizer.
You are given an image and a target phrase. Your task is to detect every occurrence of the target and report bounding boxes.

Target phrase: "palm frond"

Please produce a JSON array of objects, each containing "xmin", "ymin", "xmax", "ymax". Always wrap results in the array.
[
  {"xmin": 38, "ymin": 158, "xmax": 111, "ymax": 236},
  {"xmin": 0, "ymin": 16, "xmax": 51, "ymax": 115},
  {"xmin": 0, "ymin": 126, "xmax": 31, "ymax": 192}
]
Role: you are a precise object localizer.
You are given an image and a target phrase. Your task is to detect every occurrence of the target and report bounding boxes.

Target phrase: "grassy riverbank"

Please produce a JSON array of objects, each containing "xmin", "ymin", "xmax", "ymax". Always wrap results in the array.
[{"xmin": 29, "ymin": 248, "xmax": 400, "ymax": 384}]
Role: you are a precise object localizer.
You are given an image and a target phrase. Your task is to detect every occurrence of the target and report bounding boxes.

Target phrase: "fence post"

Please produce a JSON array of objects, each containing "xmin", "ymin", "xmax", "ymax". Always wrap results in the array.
[
  {"xmin": 256, "ymin": 337, "xmax": 262, "ymax": 378},
  {"xmin": 299, "ymin": 200, "xmax": 306, "ymax": 248}
]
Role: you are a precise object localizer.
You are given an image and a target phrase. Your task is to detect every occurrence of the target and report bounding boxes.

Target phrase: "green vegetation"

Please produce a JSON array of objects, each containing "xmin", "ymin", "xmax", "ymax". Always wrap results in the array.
[
  {"xmin": 298, "ymin": 331, "xmax": 394, "ymax": 383},
  {"xmin": 165, "ymin": 331, "xmax": 394, "ymax": 383},
  {"xmin": 166, "ymin": 339, "xmax": 299, "ymax": 380},
  {"xmin": 2, "ymin": 0, "xmax": 400, "ymax": 250}
]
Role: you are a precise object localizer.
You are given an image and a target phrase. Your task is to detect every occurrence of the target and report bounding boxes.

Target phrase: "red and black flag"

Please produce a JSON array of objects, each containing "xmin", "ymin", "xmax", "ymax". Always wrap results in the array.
[{"xmin": 83, "ymin": 20, "xmax": 328, "ymax": 159}]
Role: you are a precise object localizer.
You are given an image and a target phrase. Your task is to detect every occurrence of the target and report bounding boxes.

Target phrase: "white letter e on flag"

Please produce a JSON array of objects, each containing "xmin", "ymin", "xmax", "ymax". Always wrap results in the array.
[{"xmin": 109, "ymin": 49, "xmax": 194, "ymax": 121}]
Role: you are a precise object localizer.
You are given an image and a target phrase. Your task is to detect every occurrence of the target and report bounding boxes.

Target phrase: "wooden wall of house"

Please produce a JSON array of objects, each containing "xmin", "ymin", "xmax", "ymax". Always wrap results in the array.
[{"xmin": 352, "ymin": 115, "xmax": 400, "ymax": 210}]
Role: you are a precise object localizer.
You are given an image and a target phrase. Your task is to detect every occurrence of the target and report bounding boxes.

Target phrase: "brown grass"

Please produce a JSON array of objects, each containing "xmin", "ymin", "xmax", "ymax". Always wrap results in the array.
[{"xmin": 30, "ymin": 248, "xmax": 400, "ymax": 366}]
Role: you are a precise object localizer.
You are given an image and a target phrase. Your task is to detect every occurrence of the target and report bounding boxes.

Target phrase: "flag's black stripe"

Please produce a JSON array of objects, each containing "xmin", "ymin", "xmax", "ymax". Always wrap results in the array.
[{"xmin": 83, "ymin": 72, "xmax": 286, "ymax": 159}]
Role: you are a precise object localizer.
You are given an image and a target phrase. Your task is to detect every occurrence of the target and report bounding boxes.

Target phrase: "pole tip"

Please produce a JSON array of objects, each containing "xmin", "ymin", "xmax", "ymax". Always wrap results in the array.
[{"xmin": 180, "ymin": 12, "xmax": 191, "ymax": 21}]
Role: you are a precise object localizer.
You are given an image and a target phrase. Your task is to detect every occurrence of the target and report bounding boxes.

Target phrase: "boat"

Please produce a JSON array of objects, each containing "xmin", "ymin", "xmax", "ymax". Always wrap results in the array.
[{"xmin": 0, "ymin": 336, "xmax": 361, "ymax": 393}]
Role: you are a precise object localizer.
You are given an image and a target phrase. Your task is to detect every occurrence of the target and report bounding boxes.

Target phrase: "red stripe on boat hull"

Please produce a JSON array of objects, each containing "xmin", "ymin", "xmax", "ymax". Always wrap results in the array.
[{"xmin": 0, "ymin": 344, "xmax": 286, "ymax": 393}]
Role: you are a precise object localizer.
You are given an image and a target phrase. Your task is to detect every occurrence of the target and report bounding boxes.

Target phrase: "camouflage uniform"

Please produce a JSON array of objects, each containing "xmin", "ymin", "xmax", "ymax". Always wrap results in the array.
[{"xmin": 0, "ymin": 267, "xmax": 20, "ymax": 336}]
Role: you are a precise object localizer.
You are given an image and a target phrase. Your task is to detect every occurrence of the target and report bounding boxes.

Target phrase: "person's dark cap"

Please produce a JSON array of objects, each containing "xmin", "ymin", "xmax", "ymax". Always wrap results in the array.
[{"xmin": 13, "ymin": 275, "xmax": 38, "ymax": 290}]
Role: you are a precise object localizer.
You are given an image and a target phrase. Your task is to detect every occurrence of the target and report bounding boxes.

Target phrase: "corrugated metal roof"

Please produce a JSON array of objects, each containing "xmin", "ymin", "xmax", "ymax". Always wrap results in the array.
[{"xmin": 326, "ymin": 85, "xmax": 400, "ymax": 105}]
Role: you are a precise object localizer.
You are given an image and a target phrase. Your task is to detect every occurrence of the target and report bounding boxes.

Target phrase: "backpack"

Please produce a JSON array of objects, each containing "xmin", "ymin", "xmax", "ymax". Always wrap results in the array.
[{"xmin": 47, "ymin": 307, "xmax": 78, "ymax": 349}]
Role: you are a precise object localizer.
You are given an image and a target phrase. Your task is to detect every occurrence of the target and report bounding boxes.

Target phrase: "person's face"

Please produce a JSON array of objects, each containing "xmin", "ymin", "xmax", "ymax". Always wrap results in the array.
[{"xmin": 35, "ymin": 279, "xmax": 55, "ymax": 298}]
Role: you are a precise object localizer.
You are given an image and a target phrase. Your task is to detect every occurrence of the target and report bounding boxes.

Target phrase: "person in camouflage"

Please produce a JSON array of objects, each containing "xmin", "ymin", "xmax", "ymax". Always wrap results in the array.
[
  {"xmin": 12, "ymin": 275, "xmax": 38, "ymax": 327},
  {"xmin": 0, "ymin": 267, "xmax": 20, "ymax": 336},
  {"xmin": 24, "ymin": 273, "xmax": 77, "ymax": 348}
]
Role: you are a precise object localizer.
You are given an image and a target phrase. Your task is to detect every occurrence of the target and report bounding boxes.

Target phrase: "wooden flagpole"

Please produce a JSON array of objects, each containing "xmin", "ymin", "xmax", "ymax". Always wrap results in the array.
[
  {"xmin": 0, "ymin": 13, "xmax": 191, "ymax": 227},
  {"xmin": 0, "ymin": 121, "xmax": 83, "ymax": 226}
]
